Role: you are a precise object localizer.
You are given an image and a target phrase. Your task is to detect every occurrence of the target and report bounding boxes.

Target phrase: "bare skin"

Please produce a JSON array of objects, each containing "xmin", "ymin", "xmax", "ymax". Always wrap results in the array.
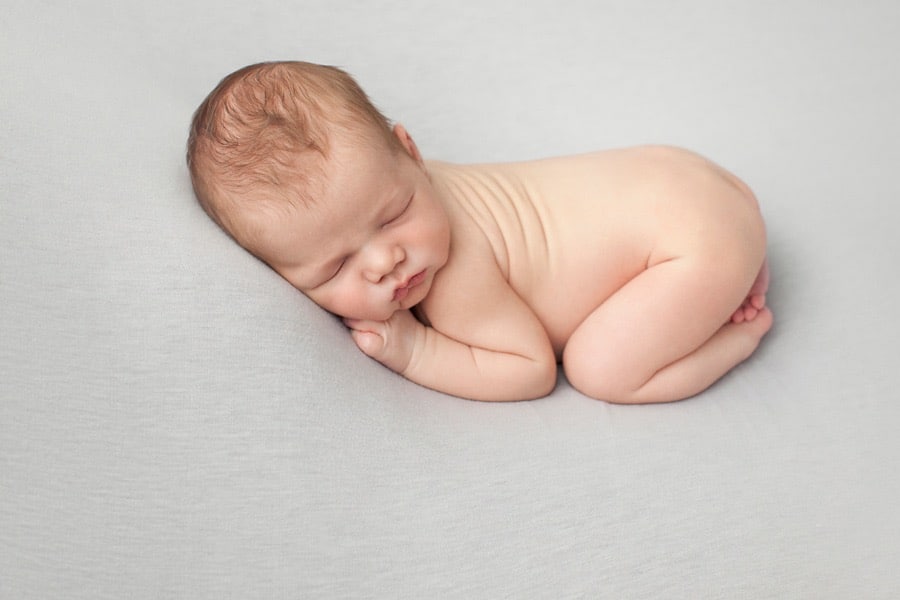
[{"xmin": 264, "ymin": 126, "xmax": 772, "ymax": 403}]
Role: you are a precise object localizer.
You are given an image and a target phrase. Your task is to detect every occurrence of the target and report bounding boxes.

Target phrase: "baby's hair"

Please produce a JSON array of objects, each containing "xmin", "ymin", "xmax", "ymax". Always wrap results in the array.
[{"xmin": 186, "ymin": 61, "xmax": 399, "ymax": 251}]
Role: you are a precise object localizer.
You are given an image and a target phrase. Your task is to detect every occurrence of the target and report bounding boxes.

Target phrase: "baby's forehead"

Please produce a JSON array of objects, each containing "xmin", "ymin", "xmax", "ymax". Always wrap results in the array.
[
  {"xmin": 238, "ymin": 130, "xmax": 400, "ymax": 225},
  {"xmin": 324, "ymin": 134, "xmax": 397, "ymax": 178}
]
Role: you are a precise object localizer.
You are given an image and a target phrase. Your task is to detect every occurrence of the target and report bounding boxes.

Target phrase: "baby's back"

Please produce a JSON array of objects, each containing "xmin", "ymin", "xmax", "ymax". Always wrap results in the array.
[{"xmin": 429, "ymin": 146, "xmax": 758, "ymax": 355}]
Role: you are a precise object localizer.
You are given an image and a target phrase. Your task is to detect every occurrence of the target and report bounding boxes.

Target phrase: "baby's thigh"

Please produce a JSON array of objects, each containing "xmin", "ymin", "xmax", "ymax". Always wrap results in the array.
[{"xmin": 562, "ymin": 242, "xmax": 762, "ymax": 396}]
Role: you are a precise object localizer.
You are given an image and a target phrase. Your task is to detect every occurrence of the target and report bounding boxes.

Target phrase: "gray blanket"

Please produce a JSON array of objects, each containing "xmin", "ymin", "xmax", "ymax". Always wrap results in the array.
[{"xmin": 3, "ymin": 1, "xmax": 899, "ymax": 597}]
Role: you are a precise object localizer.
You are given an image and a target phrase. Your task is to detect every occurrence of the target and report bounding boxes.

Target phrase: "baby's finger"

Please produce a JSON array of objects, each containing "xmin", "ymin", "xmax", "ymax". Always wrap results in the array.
[{"xmin": 350, "ymin": 329, "xmax": 385, "ymax": 357}]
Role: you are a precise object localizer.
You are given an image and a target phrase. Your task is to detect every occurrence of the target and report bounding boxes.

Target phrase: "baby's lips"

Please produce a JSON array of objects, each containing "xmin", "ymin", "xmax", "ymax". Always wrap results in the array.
[
  {"xmin": 393, "ymin": 285, "xmax": 411, "ymax": 302},
  {"xmin": 407, "ymin": 269, "xmax": 426, "ymax": 288},
  {"xmin": 393, "ymin": 269, "xmax": 426, "ymax": 301}
]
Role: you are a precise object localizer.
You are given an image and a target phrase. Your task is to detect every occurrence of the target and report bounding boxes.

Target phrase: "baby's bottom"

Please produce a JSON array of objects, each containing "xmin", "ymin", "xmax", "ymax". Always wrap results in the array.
[{"xmin": 563, "ymin": 252, "xmax": 772, "ymax": 405}]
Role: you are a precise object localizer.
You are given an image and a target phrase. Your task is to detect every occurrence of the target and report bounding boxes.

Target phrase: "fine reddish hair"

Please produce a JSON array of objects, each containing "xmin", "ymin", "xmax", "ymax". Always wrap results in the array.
[{"xmin": 186, "ymin": 61, "xmax": 399, "ymax": 252}]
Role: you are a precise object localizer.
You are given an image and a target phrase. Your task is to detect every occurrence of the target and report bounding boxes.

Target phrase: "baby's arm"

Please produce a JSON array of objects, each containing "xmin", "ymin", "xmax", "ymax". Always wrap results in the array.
[{"xmin": 345, "ymin": 266, "xmax": 557, "ymax": 401}]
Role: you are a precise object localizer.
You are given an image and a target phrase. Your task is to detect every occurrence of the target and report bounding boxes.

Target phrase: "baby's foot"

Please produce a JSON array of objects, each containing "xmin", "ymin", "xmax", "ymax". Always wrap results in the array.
[{"xmin": 731, "ymin": 258, "xmax": 770, "ymax": 323}]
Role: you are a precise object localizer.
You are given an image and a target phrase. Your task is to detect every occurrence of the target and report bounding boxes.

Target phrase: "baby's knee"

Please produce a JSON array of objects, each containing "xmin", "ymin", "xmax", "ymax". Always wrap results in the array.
[
  {"xmin": 563, "ymin": 348, "xmax": 644, "ymax": 404},
  {"xmin": 564, "ymin": 370, "xmax": 654, "ymax": 404}
]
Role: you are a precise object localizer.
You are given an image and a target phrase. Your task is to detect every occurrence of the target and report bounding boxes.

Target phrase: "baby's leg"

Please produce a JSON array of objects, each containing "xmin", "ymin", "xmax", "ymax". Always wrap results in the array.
[{"xmin": 563, "ymin": 252, "xmax": 772, "ymax": 404}]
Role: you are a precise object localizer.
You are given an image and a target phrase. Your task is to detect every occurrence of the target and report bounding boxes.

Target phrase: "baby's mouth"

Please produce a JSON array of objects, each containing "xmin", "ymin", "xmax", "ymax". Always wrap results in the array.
[{"xmin": 393, "ymin": 270, "xmax": 426, "ymax": 301}]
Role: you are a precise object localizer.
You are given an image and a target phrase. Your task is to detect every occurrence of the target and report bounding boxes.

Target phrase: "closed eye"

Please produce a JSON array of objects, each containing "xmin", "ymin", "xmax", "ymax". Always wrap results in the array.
[
  {"xmin": 317, "ymin": 257, "xmax": 346, "ymax": 287},
  {"xmin": 384, "ymin": 195, "xmax": 413, "ymax": 227},
  {"xmin": 330, "ymin": 258, "xmax": 347, "ymax": 278}
]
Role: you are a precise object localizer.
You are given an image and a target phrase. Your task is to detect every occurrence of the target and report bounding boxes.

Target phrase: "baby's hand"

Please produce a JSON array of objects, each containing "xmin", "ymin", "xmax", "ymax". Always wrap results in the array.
[{"xmin": 343, "ymin": 309, "xmax": 422, "ymax": 374}]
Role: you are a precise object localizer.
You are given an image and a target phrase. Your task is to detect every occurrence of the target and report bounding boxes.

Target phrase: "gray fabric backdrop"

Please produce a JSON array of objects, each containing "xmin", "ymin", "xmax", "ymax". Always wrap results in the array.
[{"xmin": 3, "ymin": 1, "xmax": 899, "ymax": 598}]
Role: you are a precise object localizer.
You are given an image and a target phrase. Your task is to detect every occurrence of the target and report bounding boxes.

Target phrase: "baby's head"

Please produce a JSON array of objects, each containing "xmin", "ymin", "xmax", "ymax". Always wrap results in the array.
[
  {"xmin": 187, "ymin": 61, "xmax": 450, "ymax": 321},
  {"xmin": 186, "ymin": 61, "xmax": 402, "ymax": 258}
]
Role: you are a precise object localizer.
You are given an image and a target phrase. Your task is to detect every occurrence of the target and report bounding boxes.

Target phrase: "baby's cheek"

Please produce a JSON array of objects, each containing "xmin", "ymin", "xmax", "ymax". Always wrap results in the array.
[
  {"xmin": 317, "ymin": 289, "xmax": 386, "ymax": 322},
  {"xmin": 306, "ymin": 289, "xmax": 345, "ymax": 317}
]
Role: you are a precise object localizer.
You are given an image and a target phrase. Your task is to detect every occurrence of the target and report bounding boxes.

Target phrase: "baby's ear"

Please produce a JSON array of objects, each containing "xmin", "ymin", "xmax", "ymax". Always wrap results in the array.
[{"xmin": 392, "ymin": 124, "xmax": 423, "ymax": 164}]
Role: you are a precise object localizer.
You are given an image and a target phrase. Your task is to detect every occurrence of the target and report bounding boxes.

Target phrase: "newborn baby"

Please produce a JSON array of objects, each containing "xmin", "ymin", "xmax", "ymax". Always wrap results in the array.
[{"xmin": 187, "ymin": 61, "xmax": 771, "ymax": 403}]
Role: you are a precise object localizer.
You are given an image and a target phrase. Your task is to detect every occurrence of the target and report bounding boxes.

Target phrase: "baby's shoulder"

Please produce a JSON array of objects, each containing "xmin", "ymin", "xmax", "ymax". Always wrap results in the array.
[{"xmin": 414, "ymin": 235, "xmax": 512, "ymax": 326}]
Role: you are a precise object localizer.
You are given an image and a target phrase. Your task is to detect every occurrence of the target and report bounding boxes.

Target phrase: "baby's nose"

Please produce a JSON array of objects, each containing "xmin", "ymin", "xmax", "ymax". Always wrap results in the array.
[{"xmin": 364, "ymin": 243, "xmax": 405, "ymax": 283}]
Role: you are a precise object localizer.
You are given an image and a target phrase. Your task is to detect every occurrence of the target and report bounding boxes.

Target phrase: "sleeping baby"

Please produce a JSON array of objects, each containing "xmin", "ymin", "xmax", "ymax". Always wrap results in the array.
[{"xmin": 186, "ymin": 61, "xmax": 771, "ymax": 403}]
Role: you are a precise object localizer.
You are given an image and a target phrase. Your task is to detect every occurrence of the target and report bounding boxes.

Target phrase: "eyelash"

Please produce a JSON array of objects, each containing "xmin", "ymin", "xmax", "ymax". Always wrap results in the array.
[
  {"xmin": 319, "ymin": 258, "xmax": 346, "ymax": 285},
  {"xmin": 385, "ymin": 195, "xmax": 413, "ymax": 226}
]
